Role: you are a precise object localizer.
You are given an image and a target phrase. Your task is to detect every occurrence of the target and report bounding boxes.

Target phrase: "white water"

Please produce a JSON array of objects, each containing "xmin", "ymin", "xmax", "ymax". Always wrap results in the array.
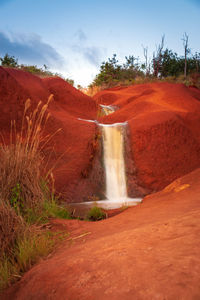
[
  {"xmin": 100, "ymin": 123, "xmax": 127, "ymax": 201},
  {"xmin": 100, "ymin": 104, "xmax": 116, "ymax": 115},
  {"xmin": 75, "ymin": 105, "xmax": 142, "ymax": 209}
]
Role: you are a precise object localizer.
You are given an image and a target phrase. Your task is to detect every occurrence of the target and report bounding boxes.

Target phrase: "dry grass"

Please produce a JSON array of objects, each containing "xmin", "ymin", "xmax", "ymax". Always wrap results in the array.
[
  {"xmin": 0, "ymin": 96, "xmax": 54, "ymax": 246},
  {"xmin": 0, "ymin": 229, "xmax": 58, "ymax": 290},
  {"xmin": 0, "ymin": 95, "xmax": 71, "ymax": 290},
  {"xmin": 14, "ymin": 229, "xmax": 55, "ymax": 272},
  {"xmin": 0, "ymin": 201, "xmax": 24, "ymax": 256},
  {"xmin": 0, "ymin": 94, "xmax": 72, "ymax": 292},
  {"xmin": 0, "ymin": 95, "xmax": 53, "ymax": 214}
]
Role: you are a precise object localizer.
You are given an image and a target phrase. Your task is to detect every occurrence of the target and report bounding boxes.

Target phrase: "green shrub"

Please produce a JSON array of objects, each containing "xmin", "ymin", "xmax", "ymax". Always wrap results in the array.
[
  {"xmin": 0, "ymin": 53, "xmax": 18, "ymax": 67},
  {"xmin": 86, "ymin": 206, "xmax": 106, "ymax": 221},
  {"xmin": 43, "ymin": 199, "xmax": 70, "ymax": 220}
]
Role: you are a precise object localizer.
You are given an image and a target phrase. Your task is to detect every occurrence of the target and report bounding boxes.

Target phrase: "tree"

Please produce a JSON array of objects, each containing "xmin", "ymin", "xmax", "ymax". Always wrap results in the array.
[
  {"xmin": 124, "ymin": 55, "xmax": 137, "ymax": 69},
  {"xmin": 153, "ymin": 35, "xmax": 165, "ymax": 77},
  {"xmin": 0, "ymin": 53, "xmax": 18, "ymax": 67},
  {"xmin": 93, "ymin": 54, "xmax": 122, "ymax": 86},
  {"xmin": 142, "ymin": 45, "xmax": 150, "ymax": 76},
  {"xmin": 193, "ymin": 52, "xmax": 200, "ymax": 73},
  {"xmin": 93, "ymin": 54, "xmax": 144, "ymax": 87},
  {"xmin": 182, "ymin": 32, "xmax": 190, "ymax": 78},
  {"xmin": 43, "ymin": 64, "xmax": 48, "ymax": 71},
  {"xmin": 159, "ymin": 49, "xmax": 182, "ymax": 77}
]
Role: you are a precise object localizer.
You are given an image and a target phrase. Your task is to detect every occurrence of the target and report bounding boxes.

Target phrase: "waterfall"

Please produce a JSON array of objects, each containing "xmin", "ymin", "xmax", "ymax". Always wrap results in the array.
[
  {"xmin": 100, "ymin": 123, "xmax": 127, "ymax": 201},
  {"xmin": 100, "ymin": 104, "xmax": 116, "ymax": 116},
  {"xmin": 73, "ymin": 106, "xmax": 142, "ymax": 210}
]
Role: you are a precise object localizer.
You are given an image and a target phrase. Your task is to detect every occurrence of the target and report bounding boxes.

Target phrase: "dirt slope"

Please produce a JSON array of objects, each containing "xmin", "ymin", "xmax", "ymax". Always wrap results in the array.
[
  {"xmin": 3, "ymin": 167, "xmax": 200, "ymax": 300},
  {"xmin": 2, "ymin": 71, "xmax": 200, "ymax": 199},
  {"xmin": 95, "ymin": 83, "xmax": 200, "ymax": 193},
  {"xmin": 0, "ymin": 67, "xmax": 99, "ymax": 201}
]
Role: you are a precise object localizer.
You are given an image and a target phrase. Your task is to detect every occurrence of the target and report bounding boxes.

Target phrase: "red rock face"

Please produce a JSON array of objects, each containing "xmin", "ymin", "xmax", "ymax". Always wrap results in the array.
[
  {"xmin": 1, "ymin": 68, "xmax": 200, "ymax": 201},
  {"xmin": 0, "ymin": 67, "xmax": 101, "ymax": 202},
  {"xmin": 95, "ymin": 82, "xmax": 200, "ymax": 193}
]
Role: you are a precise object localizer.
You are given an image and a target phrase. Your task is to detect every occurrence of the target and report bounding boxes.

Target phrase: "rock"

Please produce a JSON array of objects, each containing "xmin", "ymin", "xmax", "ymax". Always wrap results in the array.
[
  {"xmin": 95, "ymin": 82, "xmax": 200, "ymax": 194},
  {"xmin": 0, "ymin": 67, "xmax": 100, "ymax": 202}
]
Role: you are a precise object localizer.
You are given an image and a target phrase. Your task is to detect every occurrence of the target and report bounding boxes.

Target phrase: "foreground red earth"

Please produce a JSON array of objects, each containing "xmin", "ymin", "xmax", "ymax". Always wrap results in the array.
[{"xmin": 3, "ymin": 168, "xmax": 200, "ymax": 300}]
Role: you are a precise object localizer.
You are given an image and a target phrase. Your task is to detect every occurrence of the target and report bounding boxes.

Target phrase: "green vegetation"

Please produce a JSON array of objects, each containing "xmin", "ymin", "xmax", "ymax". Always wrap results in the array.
[
  {"xmin": 0, "ymin": 228, "xmax": 69, "ymax": 290},
  {"xmin": 152, "ymin": 49, "xmax": 200, "ymax": 78},
  {"xmin": 86, "ymin": 206, "xmax": 106, "ymax": 221},
  {"xmin": 120, "ymin": 205, "xmax": 129, "ymax": 212},
  {"xmin": 0, "ymin": 53, "xmax": 18, "ymax": 68},
  {"xmin": 0, "ymin": 231, "xmax": 54, "ymax": 290},
  {"xmin": 0, "ymin": 97, "xmax": 70, "ymax": 290},
  {"xmin": 93, "ymin": 54, "xmax": 144, "ymax": 88},
  {"xmin": 90, "ymin": 34, "xmax": 200, "ymax": 90},
  {"xmin": 0, "ymin": 53, "xmax": 74, "ymax": 86}
]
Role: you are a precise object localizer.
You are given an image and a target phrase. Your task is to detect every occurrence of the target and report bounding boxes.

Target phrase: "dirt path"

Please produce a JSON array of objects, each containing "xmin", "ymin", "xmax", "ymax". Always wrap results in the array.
[{"xmin": 3, "ymin": 168, "xmax": 200, "ymax": 300}]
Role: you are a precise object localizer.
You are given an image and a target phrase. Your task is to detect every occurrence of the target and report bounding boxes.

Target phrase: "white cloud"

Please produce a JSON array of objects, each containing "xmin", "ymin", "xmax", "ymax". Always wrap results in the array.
[{"xmin": 0, "ymin": 31, "xmax": 66, "ymax": 69}]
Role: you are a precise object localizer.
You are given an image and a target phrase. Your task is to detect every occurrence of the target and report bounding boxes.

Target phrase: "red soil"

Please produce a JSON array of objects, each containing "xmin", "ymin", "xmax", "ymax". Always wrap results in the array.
[
  {"xmin": 0, "ymin": 67, "xmax": 98, "ymax": 201},
  {"xmin": 1, "ymin": 68, "xmax": 200, "ymax": 198},
  {"xmin": 3, "ymin": 167, "xmax": 200, "ymax": 299},
  {"xmin": 95, "ymin": 82, "xmax": 200, "ymax": 192},
  {"xmin": 43, "ymin": 77, "xmax": 97, "ymax": 120},
  {"xmin": 1, "ymin": 71, "xmax": 200, "ymax": 298}
]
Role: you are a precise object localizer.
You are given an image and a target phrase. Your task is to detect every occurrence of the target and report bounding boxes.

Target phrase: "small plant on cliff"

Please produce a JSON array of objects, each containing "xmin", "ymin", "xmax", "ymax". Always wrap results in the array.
[{"xmin": 86, "ymin": 206, "xmax": 106, "ymax": 221}]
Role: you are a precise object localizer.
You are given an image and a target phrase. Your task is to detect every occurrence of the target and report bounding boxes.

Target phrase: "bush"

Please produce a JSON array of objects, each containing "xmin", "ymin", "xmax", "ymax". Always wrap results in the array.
[
  {"xmin": 86, "ymin": 206, "xmax": 106, "ymax": 221},
  {"xmin": 0, "ymin": 53, "xmax": 18, "ymax": 67},
  {"xmin": 92, "ymin": 54, "xmax": 144, "ymax": 88}
]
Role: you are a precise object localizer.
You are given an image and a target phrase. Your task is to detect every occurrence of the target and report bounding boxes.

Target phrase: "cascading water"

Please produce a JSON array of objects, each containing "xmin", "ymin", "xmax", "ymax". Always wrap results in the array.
[
  {"xmin": 98, "ymin": 104, "xmax": 141, "ymax": 207},
  {"xmin": 100, "ymin": 123, "xmax": 127, "ymax": 201},
  {"xmin": 71, "ymin": 105, "xmax": 142, "ymax": 211},
  {"xmin": 100, "ymin": 104, "xmax": 116, "ymax": 116}
]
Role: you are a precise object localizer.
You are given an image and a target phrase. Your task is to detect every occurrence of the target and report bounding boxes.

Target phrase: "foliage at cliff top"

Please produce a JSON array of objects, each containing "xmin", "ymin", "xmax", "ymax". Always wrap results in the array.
[
  {"xmin": 91, "ymin": 51, "xmax": 200, "ymax": 89},
  {"xmin": 0, "ymin": 53, "xmax": 74, "ymax": 86},
  {"xmin": 91, "ymin": 35, "xmax": 200, "ymax": 89}
]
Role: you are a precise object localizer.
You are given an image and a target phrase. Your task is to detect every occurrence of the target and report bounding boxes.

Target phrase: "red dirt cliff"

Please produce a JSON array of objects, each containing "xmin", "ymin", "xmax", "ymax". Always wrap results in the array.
[
  {"xmin": 0, "ymin": 67, "xmax": 100, "ymax": 202},
  {"xmin": 95, "ymin": 82, "xmax": 200, "ymax": 193}
]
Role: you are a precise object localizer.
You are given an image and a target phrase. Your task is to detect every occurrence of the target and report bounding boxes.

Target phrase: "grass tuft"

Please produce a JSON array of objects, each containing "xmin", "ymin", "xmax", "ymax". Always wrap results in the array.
[
  {"xmin": 86, "ymin": 206, "xmax": 106, "ymax": 221},
  {"xmin": 0, "ymin": 230, "xmax": 56, "ymax": 290},
  {"xmin": 15, "ymin": 230, "xmax": 55, "ymax": 272}
]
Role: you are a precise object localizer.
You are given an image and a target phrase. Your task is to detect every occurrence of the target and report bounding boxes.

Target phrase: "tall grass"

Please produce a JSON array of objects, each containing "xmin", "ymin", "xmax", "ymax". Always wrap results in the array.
[
  {"xmin": 0, "ymin": 96, "xmax": 70, "ymax": 290},
  {"xmin": 0, "ymin": 96, "xmax": 53, "ymax": 213},
  {"xmin": 0, "ymin": 229, "xmax": 59, "ymax": 290},
  {"xmin": 0, "ymin": 201, "xmax": 24, "ymax": 256}
]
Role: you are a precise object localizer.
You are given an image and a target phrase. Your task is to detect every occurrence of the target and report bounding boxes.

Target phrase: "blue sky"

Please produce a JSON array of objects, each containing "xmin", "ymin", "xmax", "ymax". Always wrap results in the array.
[{"xmin": 0, "ymin": 0, "xmax": 199, "ymax": 86}]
